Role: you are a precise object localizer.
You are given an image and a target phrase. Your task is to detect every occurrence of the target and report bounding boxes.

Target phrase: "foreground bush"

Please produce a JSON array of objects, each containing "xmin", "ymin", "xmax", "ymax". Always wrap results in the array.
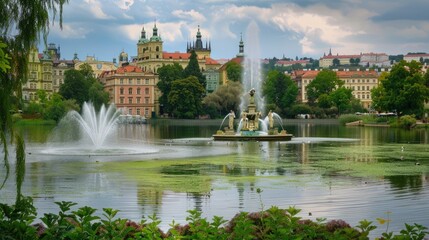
[{"xmin": 1, "ymin": 196, "xmax": 428, "ymax": 239}]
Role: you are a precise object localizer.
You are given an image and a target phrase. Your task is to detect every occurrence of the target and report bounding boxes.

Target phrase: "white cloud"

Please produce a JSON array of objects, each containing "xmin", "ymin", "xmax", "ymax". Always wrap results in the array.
[
  {"xmin": 50, "ymin": 23, "xmax": 92, "ymax": 39},
  {"xmin": 172, "ymin": 9, "xmax": 206, "ymax": 23},
  {"xmin": 83, "ymin": 0, "xmax": 113, "ymax": 19},
  {"xmin": 115, "ymin": 0, "xmax": 135, "ymax": 10},
  {"xmin": 120, "ymin": 22, "xmax": 186, "ymax": 43}
]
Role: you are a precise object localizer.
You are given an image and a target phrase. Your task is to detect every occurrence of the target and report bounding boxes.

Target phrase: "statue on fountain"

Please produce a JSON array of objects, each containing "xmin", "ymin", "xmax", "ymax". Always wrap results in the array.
[{"xmin": 213, "ymin": 89, "xmax": 292, "ymax": 141}]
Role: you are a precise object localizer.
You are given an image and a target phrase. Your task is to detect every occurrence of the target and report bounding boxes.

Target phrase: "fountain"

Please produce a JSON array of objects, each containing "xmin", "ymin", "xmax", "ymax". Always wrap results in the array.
[
  {"xmin": 213, "ymin": 21, "xmax": 292, "ymax": 141},
  {"xmin": 40, "ymin": 102, "xmax": 158, "ymax": 156}
]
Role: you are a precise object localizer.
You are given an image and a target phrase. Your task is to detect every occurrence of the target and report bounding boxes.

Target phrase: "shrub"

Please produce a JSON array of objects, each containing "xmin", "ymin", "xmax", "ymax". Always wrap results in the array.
[{"xmin": 339, "ymin": 114, "xmax": 362, "ymax": 125}]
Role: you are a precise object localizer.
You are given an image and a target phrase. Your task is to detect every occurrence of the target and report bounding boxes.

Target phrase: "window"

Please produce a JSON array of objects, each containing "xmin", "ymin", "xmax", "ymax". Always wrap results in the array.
[
  {"xmin": 128, "ymin": 97, "xmax": 132, "ymax": 104},
  {"xmin": 129, "ymin": 78, "xmax": 132, "ymax": 84},
  {"xmin": 120, "ymin": 97, "xmax": 124, "ymax": 104},
  {"xmin": 128, "ymin": 88, "xmax": 132, "ymax": 94},
  {"xmin": 145, "ymin": 108, "xmax": 149, "ymax": 116},
  {"xmin": 145, "ymin": 79, "xmax": 149, "ymax": 84},
  {"xmin": 137, "ymin": 79, "xmax": 141, "ymax": 84},
  {"xmin": 145, "ymin": 88, "xmax": 149, "ymax": 94},
  {"xmin": 137, "ymin": 108, "xmax": 140, "ymax": 115},
  {"xmin": 357, "ymin": 86, "xmax": 360, "ymax": 90},
  {"xmin": 128, "ymin": 109, "xmax": 132, "ymax": 115},
  {"xmin": 137, "ymin": 88, "xmax": 141, "ymax": 94},
  {"xmin": 120, "ymin": 79, "xmax": 124, "ymax": 84},
  {"xmin": 366, "ymin": 86, "xmax": 370, "ymax": 90},
  {"xmin": 120, "ymin": 88, "xmax": 124, "ymax": 94},
  {"xmin": 145, "ymin": 97, "xmax": 149, "ymax": 104},
  {"xmin": 137, "ymin": 97, "xmax": 141, "ymax": 103}
]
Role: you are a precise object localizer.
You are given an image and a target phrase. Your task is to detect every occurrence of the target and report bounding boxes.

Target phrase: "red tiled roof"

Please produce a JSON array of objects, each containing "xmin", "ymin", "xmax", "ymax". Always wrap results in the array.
[
  {"xmin": 163, "ymin": 52, "xmax": 190, "ymax": 60},
  {"xmin": 116, "ymin": 65, "xmax": 143, "ymax": 73},
  {"xmin": 404, "ymin": 53, "xmax": 429, "ymax": 57},
  {"xmin": 205, "ymin": 57, "xmax": 220, "ymax": 65}
]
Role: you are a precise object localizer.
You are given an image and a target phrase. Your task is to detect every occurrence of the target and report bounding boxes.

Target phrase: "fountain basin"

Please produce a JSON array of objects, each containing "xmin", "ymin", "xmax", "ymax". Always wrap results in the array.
[{"xmin": 213, "ymin": 131, "xmax": 293, "ymax": 141}]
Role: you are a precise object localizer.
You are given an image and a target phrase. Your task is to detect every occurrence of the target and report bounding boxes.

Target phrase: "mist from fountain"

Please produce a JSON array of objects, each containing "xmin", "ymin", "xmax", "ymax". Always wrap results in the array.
[
  {"xmin": 68, "ymin": 102, "xmax": 120, "ymax": 148},
  {"xmin": 240, "ymin": 21, "xmax": 265, "ymax": 114}
]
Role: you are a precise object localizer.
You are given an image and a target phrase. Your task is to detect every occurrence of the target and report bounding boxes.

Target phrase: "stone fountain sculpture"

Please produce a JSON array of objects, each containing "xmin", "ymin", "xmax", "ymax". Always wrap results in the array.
[{"xmin": 213, "ymin": 89, "xmax": 292, "ymax": 141}]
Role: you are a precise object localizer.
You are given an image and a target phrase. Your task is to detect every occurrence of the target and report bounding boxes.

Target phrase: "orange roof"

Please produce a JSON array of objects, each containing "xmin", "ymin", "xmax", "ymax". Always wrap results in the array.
[
  {"xmin": 205, "ymin": 57, "xmax": 220, "ymax": 65},
  {"xmin": 404, "ymin": 53, "xmax": 429, "ymax": 57},
  {"xmin": 163, "ymin": 52, "xmax": 190, "ymax": 60},
  {"xmin": 116, "ymin": 65, "xmax": 143, "ymax": 73}
]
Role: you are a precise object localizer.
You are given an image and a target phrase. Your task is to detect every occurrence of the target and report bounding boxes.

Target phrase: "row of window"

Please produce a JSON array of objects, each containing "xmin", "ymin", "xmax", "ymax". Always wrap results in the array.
[
  {"xmin": 303, "ymin": 78, "xmax": 377, "ymax": 84},
  {"xmin": 127, "ymin": 108, "xmax": 149, "ymax": 116},
  {"xmin": 119, "ymin": 78, "xmax": 151, "ymax": 85},
  {"xmin": 119, "ymin": 97, "xmax": 150, "ymax": 104},
  {"xmin": 27, "ymin": 83, "xmax": 52, "ymax": 90},
  {"xmin": 119, "ymin": 87, "xmax": 150, "ymax": 95},
  {"xmin": 347, "ymin": 85, "xmax": 373, "ymax": 91}
]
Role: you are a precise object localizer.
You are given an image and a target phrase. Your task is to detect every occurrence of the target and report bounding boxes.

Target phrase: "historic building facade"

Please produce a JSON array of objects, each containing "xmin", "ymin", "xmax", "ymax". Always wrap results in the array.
[
  {"xmin": 134, "ymin": 23, "xmax": 221, "ymax": 92},
  {"xmin": 293, "ymin": 70, "xmax": 379, "ymax": 109},
  {"xmin": 22, "ymin": 47, "xmax": 53, "ymax": 102},
  {"xmin": 99, "ymin": 65, "xmax": 159, "ymax": 118}
]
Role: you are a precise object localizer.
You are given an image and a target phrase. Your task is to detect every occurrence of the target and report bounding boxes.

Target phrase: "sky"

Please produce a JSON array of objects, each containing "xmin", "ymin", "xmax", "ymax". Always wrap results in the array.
[{"xmin": 42, "ymin": 0, "xmax": 429, "ymax": 62}]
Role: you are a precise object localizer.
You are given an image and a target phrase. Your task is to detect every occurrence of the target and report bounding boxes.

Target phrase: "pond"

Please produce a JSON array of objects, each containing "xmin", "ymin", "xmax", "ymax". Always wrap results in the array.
[{"xmin": 2, "ymin": 119, "xmax": 429, "ymax": 237}]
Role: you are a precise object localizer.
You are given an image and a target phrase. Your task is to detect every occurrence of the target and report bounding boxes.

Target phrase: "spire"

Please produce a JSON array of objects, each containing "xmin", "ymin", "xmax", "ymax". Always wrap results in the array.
[
  {"xmin": 153, "ymin": 21, "xmax": 158, "ymax": 37},
  {"xmin": 329, "ymin": 48, "xmax": 332, "ymax": 56},
  {"xmin": 237, "ymin": 32, "xmax": 244, "ymax": 57},
  {"xmin": 141, "ymin": 26, "xmax": 146, "ymax": 39}
]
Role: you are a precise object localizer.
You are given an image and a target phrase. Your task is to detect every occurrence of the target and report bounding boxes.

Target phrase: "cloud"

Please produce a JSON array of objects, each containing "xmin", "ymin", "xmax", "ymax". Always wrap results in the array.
[
  {"xmin": 172, "ymin": 9, "xmax": 206, "ymax": 23},
  {"xmin": 50, "ymin": 23, "xmax": 92, "ymax": 39},
  {"xmin": 83, "ymin": 0, "xmax": 113, "ymax": 19},
  {"xmin": 115, "ymin": 0, "xmax": 135, "ymax": 10},
  {"xmin": 120, "ymin": 22, "xmax": 186, "ymax": 43}
]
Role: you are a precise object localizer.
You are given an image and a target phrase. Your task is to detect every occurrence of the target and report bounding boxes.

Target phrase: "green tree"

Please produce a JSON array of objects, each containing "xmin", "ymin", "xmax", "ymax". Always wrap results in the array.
[
  {"xmin": 203, "ymin": 81, "xmax": 242, "ymax": 118},
  {"xmin": 329, "ymin": 87, "xmax": 353, "ymax": 114},
  {"xmin": 332, "ymin": 58, "xmax": 340, "ymax": 67},
  {"xmin": 60, "ymin": 69, "xmax": 90, "ymax": 106},
  {"xmin": 183, "ymin": 50, "xmax": 206, "ymax": 88},
  {"xmin": 225, "ymin": 61, "xmax": 242, "ymax": 82},
  {"xmin": 371, "ymin": 60, "xmax": 429, "ymax": 117},
  {"xmin": 168, "ymin": 76, "xmax": 206, "ymax": 119},
  {"xmin": 44, "ymin": 93, "xmax": 66, "ymax": 122},
  {"xmin": 88, "ymin": 81, "xmax": 109, "ymax": 111},
  {"xmin": 263, "ymin": 70, "xmax": 298, "ymax": 114},
  {"xmin": 157, "ymin": 63, "xmax": 184, "ymax": 115},
  {"xmin": 306, "ymin": 69, "xmax": 342, "ymax": 105},
  {"xmin": 0, "ymin": 1, "xmax": 68, "ymax": 196}
]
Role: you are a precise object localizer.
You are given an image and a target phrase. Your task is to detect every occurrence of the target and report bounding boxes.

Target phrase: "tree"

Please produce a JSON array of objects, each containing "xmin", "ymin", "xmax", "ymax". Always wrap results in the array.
[
  {"xmin": 44, "ymin": 93, "xmax": 66, "ymax": 122},
  {"xmin": 168, "ymin": 76, "xmax": 206, "ymax": 119},
  {"xmin": 332, "ymin": 58, "xmax": 340, "ymax": 67},
  {"xmin": 0, "ymin": 0, "xmax": 68, "ymax": 198},
  {"xmin": 183, "ymin": 50, "xmax": 206, "ymax": 88},
  {"xmin": 88, "ymin": 81, "xmax": 109, "ymax": 111},
  {"xmin": 263, "ymin": 70, "xmax": 298, "ymax": 114},
  {"xmin": 371, "ymin": 60, "xmax": 429, "ymax": 117},
  {"xmin": 157, "ymin": 63, "xmax": 184, "ymax": 115},
  {"xmin": 59, "ymin": 65, "xmax": 107, "ymax": 109},
  {"xmin": 306, "ymin": 69, "xmax": 342, "ymax": 105},
  {"xmin": 225, "ymin": 61, "xmax": 242, "ymax": 82},
  {"xmin": 203, "ymin": 81, "xmax": 242, "ymax": 118},
  {"xmin": 329, "ymin": 87, "xmax": 353, "ymax": 114},
  {"xmin": 60, "ymin": 69, "xmax": 90, "ymax": 106}
]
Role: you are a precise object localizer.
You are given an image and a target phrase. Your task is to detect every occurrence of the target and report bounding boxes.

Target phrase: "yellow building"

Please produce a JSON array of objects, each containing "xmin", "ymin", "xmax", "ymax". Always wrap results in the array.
[
  {"xmin": 293, "ymin": 70, "xmax": 379, "ymax": 109},
  {"xmin": 74, "ymin": 55, "xmax": 117, "ymax": 78},
  {"xmin": 134, "ymin": 23, "xmax": 220, "ymax": 74},
  {"xmin": 22, "ymin": 47, "xmax": 53, "ymax": 102}
]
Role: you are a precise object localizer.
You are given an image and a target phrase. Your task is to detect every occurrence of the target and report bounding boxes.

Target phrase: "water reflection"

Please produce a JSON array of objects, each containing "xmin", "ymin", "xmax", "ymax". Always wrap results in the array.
[{"xmin": 3, "ymin": 119, "xmax": 428, "ymax": 237}]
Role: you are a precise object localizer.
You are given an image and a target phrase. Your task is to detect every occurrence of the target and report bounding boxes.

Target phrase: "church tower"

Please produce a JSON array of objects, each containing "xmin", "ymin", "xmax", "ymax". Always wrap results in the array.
[
  {"xmin": 187, "ymin": 25, "xmax": 211, "ymax": 60},
  {"xmin": 236, "ymin": 33, "xmax": 244, "ymax": 58}
]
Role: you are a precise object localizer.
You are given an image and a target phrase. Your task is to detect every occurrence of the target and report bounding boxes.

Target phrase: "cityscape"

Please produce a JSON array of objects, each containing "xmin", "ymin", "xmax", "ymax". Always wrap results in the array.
[
  {"xmin": 1, "ymin": 1, "xmax": 429, "ymax": 239},
  {"xmin": 24, "ymin": 21, "xmax": 429, "ymax": 118}
]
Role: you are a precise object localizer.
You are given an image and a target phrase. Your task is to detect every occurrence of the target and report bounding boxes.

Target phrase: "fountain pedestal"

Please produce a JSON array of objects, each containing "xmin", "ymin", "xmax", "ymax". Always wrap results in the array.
[{"xmin": 213, "ymin": 89, "xmax": 293, "ymax": 141}]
